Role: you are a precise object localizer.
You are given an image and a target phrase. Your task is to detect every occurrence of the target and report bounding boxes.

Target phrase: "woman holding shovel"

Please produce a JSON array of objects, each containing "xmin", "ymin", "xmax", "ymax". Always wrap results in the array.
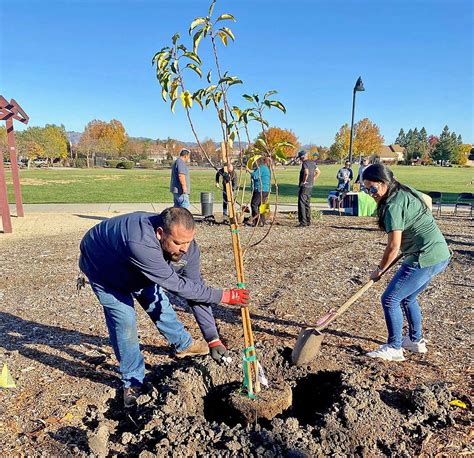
[{"xmin": 363, "ymin": 164, "xmax": 450, "ymax": 361}]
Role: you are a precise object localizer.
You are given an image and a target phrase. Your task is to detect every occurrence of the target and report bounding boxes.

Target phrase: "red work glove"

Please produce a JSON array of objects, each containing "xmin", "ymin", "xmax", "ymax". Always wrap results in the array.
[
  {"xmin": 221, "ymin": 288, "xmax": 249, "ymax": 306},
  {"xmin": 208, "ymin": 339, "xmax": 229, "ymax": 362}
]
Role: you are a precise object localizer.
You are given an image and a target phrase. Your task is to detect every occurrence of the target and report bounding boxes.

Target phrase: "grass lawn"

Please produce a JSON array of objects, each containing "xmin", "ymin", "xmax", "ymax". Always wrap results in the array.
[{"xmin": 5, "ymin": 164, "xmax": 473, "ymax": 204}]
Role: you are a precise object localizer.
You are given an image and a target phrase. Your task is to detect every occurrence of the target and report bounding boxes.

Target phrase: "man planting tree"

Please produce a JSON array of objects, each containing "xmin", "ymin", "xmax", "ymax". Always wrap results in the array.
[{"xmin": 79, "ymin": 207, "xmax": 249, "ymax": 407}]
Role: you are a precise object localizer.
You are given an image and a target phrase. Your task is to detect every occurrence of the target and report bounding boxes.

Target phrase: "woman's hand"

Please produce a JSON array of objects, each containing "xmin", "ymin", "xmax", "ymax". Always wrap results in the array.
[{"xmin": 370, "ymin": 267, "xmax": 383, "ymax": 281}]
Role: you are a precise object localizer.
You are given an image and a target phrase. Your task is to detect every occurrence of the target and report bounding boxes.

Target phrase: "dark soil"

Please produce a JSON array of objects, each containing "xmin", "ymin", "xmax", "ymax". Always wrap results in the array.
[{"xmin": 0, "ymin": 212, "xmax": 472, "ymax": 456}]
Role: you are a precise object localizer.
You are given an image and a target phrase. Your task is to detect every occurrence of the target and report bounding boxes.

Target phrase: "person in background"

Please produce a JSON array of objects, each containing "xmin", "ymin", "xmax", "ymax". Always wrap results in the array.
[
  {"xmin": 79, "ymin": 208, "xmax": 249, "ymax": 407},
  {"xmin": 247, "ymin": 157, "xmax": 271, "ymax": 226},
  {"xmin": 363, "ymin": 164, "xmax": 450, "ymax": 362},
  {"xmin": 297, "ymin": 150, "xmax": 320, "ymax": 227},
  {"xmin": 336, "ymin": 160, "xmax": 354, "ymax": 192},
  {"xmin": 215, "ymin": 163, "xmax": 237, "ymax": 217},
  {"xmin": 355, "ymin": 157, "xmax": 370, "ymax": 192},
  {"xmin": 170, "ymin": 149, "xmax": 191, "ymax": 209}
]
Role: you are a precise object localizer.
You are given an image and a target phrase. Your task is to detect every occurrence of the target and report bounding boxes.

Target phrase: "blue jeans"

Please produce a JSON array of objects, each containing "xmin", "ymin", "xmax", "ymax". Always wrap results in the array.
[
  {"xmin": 173, "ymin": 193, "xmax": 190, "ymax": 209},
  {"xmin": 382, "ymin": 258, "xmax": 450, "ymax": 349},
  {"xmin": 90, "ymin": 282, "xmax": 193, "ymax": 388}
]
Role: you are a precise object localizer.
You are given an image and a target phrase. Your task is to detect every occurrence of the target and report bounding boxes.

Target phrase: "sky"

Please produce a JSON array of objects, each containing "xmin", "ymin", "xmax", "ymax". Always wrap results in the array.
[{"xmin": 1, "ymin": 0, "xmax": 472, "ymax": 146}]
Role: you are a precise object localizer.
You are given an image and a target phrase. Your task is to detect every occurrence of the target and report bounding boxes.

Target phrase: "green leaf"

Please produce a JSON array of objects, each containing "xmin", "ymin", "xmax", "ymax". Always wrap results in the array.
[
  {"xmin": 205, "ymin": 94, "xmax": 213, "ymax": 107},
  {"xmin": 218, "ymin": 76, "xmax": 233, "ymax": 85},
  {"xmin": 206, "ymin": 70, "xmax": 212, "ymax": 83},
  {"xmin": 177, "ymin": 44, "xmax": 187, "ymax": 52},
  {"xmin": 217, "ymin": 31, "xmax": 228, "ymax": 46},
  {"xmin": 193, "ymin": 29, "xmax": 204, "ymax": 54},
  {"xmin": 171, "ymin": 98, "xmax": 178, "ymax": 113},
  {"xmin": 161, "ymin": 88, "xmax": 167, "ymax": 102},
  {"xmin": 208, "ymin": 0, "xmax": 216, "ymax": 16},
  {"xmin": 171, "ymin": 60, "xmax": 178, "ymax": 74},
  {"xmin": 253, "ymin": 93, "xmax": 260, "ymax": 103},
  {"xmin": 216, "ymin": 13, "xmax": 236, "ymax": 23},
  {"xmin": 255, "ymin": 138, "xmax": 267, "ymax": 149},
  {"xmin": 186, "ymin": 63, "xmax": 202, "ymax": 78},
  {"xmin": 172, "ymin": 32, "xmax": 180, "ymax": 44},
  {"xmin": 184, "ymin": 52, "xmax": 202, "ymax": 65},
  {"xmin": 264, "ymin": 90, "xmax": 278, "ymax": 99},
  {"xmin": 242, "ymin": 94, "xmax": 254, "ymax": 103},
  {"xmin": 228, "ymin": 78, "xmax": 243, "ymax": 87},
  {"xmin": 189, "ymin": 17, "xmax": 206, "ymax": 34},
  {"xmin": 193, "ymin": 95, "xmax": 204, "ymax": 110},
  {"xmin": 205, "ymin": 84, "xmax": 217, "ymax": 93},
  {"xmin": 269, "ymin": 100, "xmax": 287, "ymax": 113},
  {"xmin": 221, "ymin": 27, "xmax": 235, "ymax": 41},
  {"xmin": 232, "ymin": 106, "xmax": 242, "ymax": 118},
  {"xmin": 274, "ymin": 148, "xmax": 287, "ymax": 163},
  {"xmin": 218, "ymin": 108, "xmax": 226, "ymax": 123},
  {"xmin": 214, "ymin": 91, "xmax": 223, "ymax": 103}
]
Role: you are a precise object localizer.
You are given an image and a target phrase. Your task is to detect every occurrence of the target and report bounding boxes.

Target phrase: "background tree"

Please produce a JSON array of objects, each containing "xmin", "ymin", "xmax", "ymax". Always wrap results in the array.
[
  {"xmin": 0, "ymin": 126, "xmax": 7, "ymax": 161},
  {"xmin": 307, "ymin": 144, "xmax": 319, "ymax": 160},
  {"xmin": 124, "ymin": 138, "xmax": 148, "ymax": 162},
  {"xmin": 432, "ymin": 125, "xmax": 456, "ymax": 162},
  {"xmin": 419, "ymin": 127, "xmax": 430, "ymax": 163},
  {"xmin": 316, "ymin": 145, "xmax": 329, "ymax": 160},
  {"xmin": 79, "ymin": 119, "xmax": 128, "ymax": 167},
  {"xmin": 456, "ymin": 144, "xmax": 471, "ymax": 166},
  {"xmin": 20, "ymin": 140, "xmax": 45, "ymax": 167},
  {"xmin": 353, "ymin": 118, "xmax": 384, "ymax": 158},
  {"xmin": 395, "ymin": 128, "xmax": 406, "ymax": 147},
  {"xmin": 329, "ymin": 123, "xmax": 350, "ymax": 163},
  {"xmin": 200, "ymin": 138, "xmax": 218, "ymax": 163},
  {"xmin": 254, "ymin": 127, "xmax": 299, "ymax": 158}
]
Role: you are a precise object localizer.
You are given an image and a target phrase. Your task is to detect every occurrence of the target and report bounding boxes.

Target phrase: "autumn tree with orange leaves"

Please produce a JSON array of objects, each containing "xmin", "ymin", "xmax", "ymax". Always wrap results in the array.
[
  {"xmin": 79, "ymin": 119, "xmax": 127, "ymax": 167},
  {"xmin": 330, "ymin": 118, "xmax": 383, "ymax": 163},
  {"xmin": 254, "ymin": 127, "xmax": 300, "ymax": 158}
]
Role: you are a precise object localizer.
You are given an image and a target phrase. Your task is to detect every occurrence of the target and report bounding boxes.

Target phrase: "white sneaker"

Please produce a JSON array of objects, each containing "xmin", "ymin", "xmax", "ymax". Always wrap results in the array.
[
  {"xmin": 367, "ymin": 344, "xmax": 405, "ymax": 361},
  {"xmin": 402, "ymin": 336, "xmax": 427, "ymax": 353}
]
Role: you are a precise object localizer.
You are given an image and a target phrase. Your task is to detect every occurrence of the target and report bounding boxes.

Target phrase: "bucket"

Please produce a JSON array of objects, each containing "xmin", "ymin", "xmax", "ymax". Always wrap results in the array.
[{"xmin": 200, "ymin": 192, "xmax": 214, "ymax": 217}]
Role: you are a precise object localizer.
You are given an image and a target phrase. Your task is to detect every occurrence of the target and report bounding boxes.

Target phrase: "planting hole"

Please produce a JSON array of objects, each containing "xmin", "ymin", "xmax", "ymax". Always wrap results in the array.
[
  {"xmin": 203, "ymin": 382, "xmax": 246, "ymax": 427},
  {"xmin": 290, "ymin": 371, "xmax": 343, "ymax": 425}
]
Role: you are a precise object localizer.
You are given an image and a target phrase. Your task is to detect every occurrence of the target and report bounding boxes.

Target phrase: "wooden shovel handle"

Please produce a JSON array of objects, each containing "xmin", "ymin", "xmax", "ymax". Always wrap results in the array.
[{"xmin": 316, "ymin": 253, "xmax": 403, "ymax": 331}]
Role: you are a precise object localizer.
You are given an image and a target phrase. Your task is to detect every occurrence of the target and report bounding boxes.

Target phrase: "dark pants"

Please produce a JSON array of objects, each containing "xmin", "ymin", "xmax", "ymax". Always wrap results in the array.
[
  {"xmin": 222, "ymin": 191, "xmax": 229, "ymax": 216},
  {"xmin": 298, "ymin": 186, "xmax": 313, "ymax": 225},
  {"xmin": 250, "ymin": 191, "xmax": 269, "ymax": 225}
]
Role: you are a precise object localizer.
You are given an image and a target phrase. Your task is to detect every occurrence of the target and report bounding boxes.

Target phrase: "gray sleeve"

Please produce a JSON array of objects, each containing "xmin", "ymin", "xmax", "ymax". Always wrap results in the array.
[
  {"xmin": 176, "ymin": 159, "xmax": 187, "ymax": 175},
  {"xmin": 127, "ymin": 241, "xmax": 222, "ymax": 304}
]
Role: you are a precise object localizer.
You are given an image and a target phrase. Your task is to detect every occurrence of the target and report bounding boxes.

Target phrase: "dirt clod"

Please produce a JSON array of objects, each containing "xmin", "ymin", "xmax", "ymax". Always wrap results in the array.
[{"xmin": 229, "ymin": 380, "xmax": 292, "ymax": 423}]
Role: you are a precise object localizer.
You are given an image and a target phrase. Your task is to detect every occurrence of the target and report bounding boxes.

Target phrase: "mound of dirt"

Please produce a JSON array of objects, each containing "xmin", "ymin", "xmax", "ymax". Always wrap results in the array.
[{"xmin": 77, "ymin": 344, "xmax": 457, "ymax": 457}]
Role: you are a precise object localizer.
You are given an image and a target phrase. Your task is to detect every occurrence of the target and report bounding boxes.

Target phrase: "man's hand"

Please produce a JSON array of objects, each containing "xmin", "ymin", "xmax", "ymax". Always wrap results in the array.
[
  {"xmin": 208, "ymin": 339, "xmax": 229, "ymax": 362},
  {"xmin": 221, "ymin": 288, "xmax": 249, "ymax": 306}
]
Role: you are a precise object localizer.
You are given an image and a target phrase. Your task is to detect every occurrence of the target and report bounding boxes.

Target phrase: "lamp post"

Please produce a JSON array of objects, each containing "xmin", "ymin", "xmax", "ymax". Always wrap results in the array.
[{"xmin": 348, "ymin": 76, "xmax": 365, "ymax": 165}]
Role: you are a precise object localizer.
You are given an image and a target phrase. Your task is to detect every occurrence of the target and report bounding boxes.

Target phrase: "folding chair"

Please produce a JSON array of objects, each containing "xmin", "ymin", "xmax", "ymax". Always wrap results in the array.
[
  {"xmin": 454, "ymin": 192, "xmax": 473, "ymax": 217},
  {"xmin": 427, "ymin": 191, "xmax": 442, "ymax": 216}
]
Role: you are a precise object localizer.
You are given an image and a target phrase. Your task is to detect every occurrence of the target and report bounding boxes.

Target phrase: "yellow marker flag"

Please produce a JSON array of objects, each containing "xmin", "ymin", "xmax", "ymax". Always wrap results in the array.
[
  {"xmin": 0, "ymin": 363, "xmax": 16, "ymax": 388},
  {"xmin": 450, "ymin": 399, "xmax": 468, "ymax": 409}
]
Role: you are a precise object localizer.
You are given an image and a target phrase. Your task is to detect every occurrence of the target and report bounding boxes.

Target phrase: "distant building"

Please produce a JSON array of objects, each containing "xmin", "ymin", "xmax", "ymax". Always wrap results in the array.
[
  {"xmin": 371, "ymin": 144, "xmax": 405, "ymax": 163},
  {"xmin": 146, "ymin": 144, "xmax": 168, "ymax": 164}
]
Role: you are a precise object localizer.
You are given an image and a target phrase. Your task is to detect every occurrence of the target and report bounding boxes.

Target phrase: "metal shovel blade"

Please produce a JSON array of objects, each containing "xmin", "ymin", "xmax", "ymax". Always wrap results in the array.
[{"xmin": 291, "ymin": 328, "xmax": 324, "ymax": 366}]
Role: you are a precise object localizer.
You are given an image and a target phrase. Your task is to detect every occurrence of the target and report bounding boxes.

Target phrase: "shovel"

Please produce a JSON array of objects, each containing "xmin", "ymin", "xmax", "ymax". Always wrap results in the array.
[{"xmin": 291, "ymin": 254, "xmax": 403, "ymax": 366}]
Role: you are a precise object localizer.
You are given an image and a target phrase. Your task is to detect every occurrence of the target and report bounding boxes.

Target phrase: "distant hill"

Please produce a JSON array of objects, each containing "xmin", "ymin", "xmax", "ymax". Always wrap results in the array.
[{"xmin": 67, "ymin": 131, "xmax": 82, "ymax": 145}]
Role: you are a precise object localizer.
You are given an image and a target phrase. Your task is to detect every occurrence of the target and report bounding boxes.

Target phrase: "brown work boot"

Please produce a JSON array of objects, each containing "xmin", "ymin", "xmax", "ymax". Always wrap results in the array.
[
  {"xmin": 123, "ymin": 385, "xmax": 143, "ymax": 409},
  {"xmin": 175, "ymin": 340, "xmax": 209, "ymax": 359}
]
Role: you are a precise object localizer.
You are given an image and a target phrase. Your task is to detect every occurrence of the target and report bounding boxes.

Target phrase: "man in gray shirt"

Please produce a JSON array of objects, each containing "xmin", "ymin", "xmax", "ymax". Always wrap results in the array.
[{"xmin": 170, "ymin": 149, "xmax": 191, "ymax": 208}]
